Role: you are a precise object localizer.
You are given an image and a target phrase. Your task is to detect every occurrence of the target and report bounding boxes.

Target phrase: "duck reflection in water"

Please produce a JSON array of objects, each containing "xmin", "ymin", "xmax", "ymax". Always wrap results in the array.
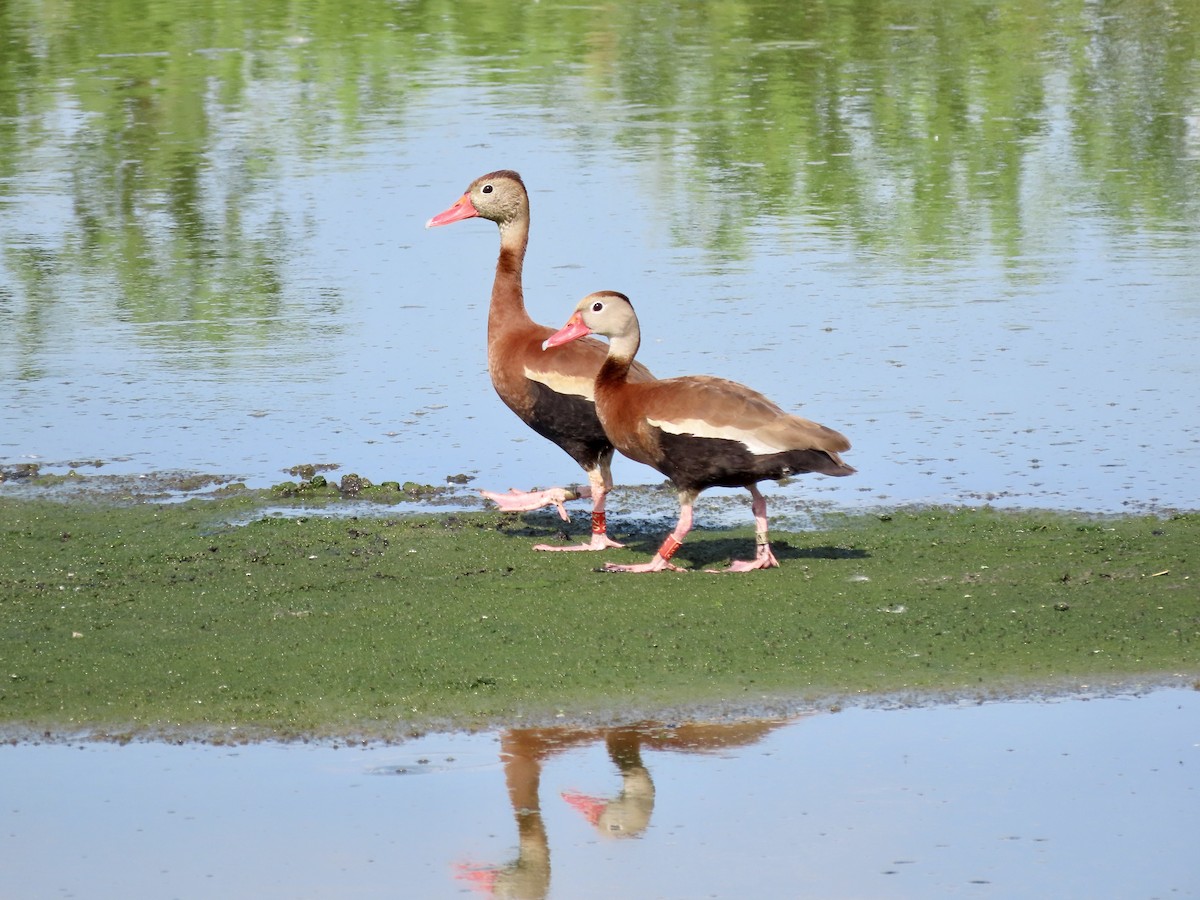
[{"xmin": 455, "ymin": 717, "xmax": 804, "ymax": 899}]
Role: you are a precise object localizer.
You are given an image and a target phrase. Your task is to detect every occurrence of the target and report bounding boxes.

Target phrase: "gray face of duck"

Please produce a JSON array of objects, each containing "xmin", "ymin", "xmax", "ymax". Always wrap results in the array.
[
  {"xmin": 425, "ymin": 170, "xmax": 528, "ymax": 230},
  {"xmin": 542, "ymin": 290, "xmax": 640, "ymax": 356}
]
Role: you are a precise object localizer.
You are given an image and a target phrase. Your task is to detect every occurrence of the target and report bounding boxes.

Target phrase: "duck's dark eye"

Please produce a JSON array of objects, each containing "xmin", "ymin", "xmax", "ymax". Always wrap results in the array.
[
  {"xmin": 591, "ymin": 301, "xmax": 604, "ymax": 312},
  {"xmin": 482, "ymin": 184, "xmax": 493, "ymax": 194}
]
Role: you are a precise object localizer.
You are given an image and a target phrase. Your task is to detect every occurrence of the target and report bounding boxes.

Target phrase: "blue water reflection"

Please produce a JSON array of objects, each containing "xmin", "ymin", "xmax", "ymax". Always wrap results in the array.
[
  {"xmin": 3, "ymin": 4, "xmax": 1199, "ymax": 520},
  {"xmin": 3, "ymin": 687, "xmax": 1196, "ymax": 898},
  {"xmin": 5, "ymin": 93, "xmax": 1197, "ymax": 514}
]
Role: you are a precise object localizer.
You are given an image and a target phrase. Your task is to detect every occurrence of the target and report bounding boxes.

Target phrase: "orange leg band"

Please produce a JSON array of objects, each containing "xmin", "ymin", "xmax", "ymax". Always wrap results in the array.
[
  {"xmin": 658, "ymin": 535, "xmax": 683, "ymax": 561},
  {"xmin": 591, "ymin": 511, "xmax": 607, "ymax": 534}
]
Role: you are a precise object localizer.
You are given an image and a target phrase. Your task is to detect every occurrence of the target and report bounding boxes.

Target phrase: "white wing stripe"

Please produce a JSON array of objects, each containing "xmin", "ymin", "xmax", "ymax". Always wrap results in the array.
[
  {"xmin": 524, "ymin": 367, "xmax": 595, "ymax": 400},
  {"xmin": 647, "ymin": 417, "xmax": 779, "ymax": 455}
]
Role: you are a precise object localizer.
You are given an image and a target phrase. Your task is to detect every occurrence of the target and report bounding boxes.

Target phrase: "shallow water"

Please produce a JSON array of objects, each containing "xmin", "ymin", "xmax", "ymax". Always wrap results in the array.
[
  {"xmin": 4, "ymin": 687, "xmax": 1197, "ymax": 899},
  {"xmin": 2, "ymin": 9, "xmax": 1199, "ymax": 895},
  {"xmin": 2, "ymin": 1, "xmax": 1198, "ymax": 516}
]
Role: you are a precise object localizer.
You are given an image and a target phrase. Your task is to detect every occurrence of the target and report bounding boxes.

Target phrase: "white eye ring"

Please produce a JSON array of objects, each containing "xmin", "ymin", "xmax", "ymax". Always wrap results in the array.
[
  {"xmin": 591, "ymin": 302, "xmax": 604, "ymax": 312},
  {"xmin": 482, "ymin": 184, "xmax": 493, "ymax": 193}
]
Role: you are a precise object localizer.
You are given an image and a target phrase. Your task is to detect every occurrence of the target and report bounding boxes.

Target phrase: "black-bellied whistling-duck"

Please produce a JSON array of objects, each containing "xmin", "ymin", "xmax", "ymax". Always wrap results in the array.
[
  {"xmin": 425, "ymin": 171, "xmax": 654, "ymax": 551},
  {"xmin": 543, "ymin": 291, "xmax": 855, "ymax": 573}
]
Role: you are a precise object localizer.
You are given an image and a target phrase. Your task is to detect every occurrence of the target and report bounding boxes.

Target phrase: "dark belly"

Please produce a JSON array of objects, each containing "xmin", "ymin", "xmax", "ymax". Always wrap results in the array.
[
  {"xmin": 515, "ymin": 381, "xmax": 612, "ymax": 470},
  {"xmin": 651, "ymin": 430, "xmax": 854, "ymax": 492}
]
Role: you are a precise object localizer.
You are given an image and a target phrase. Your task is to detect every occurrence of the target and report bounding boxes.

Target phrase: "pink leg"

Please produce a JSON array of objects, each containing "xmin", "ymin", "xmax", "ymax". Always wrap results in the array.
[
  {"xmin": 605, "ymin": 496, "xmax": 693, "ymax": 573},
  {"xmin": 714, "ymin": 485, "xmax": 779, "ymax": 573},
  {"xmin": 534, "ymin": 461, "xmax": 624, "ymax": 552}
]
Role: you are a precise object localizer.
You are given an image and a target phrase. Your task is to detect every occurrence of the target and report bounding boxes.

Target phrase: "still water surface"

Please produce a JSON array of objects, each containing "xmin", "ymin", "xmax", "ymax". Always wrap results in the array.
[
  {"xmin": 2, "ymin": 1, "xmax": 1198, "ymax": 515},
  {"xmin": 4, "ymin": 687, "xmax": 1197, "ymax": 899},
  {"xmin": 2, "ymin": 8, "xmax": 1199, "ymax": 897}
]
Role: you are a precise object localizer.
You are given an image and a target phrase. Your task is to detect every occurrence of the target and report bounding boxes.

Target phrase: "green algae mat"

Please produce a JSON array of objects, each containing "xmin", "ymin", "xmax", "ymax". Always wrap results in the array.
[{"xmin": 1, "ymin": 495, "xmax": 1196, "ymax": 741}]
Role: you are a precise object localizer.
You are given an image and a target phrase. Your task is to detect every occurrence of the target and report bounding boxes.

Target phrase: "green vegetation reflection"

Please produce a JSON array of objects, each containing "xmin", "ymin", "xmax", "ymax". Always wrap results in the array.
[{"xmin": 2, "ymin": 0, "xmax": 1197, "ymax": 307}]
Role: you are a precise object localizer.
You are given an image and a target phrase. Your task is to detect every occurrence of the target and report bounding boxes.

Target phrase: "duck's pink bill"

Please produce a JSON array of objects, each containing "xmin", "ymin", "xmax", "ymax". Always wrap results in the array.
[
  {"xmin": 425, "ymin": 194, "xmax": 478, "ymax": 228},
  {"xmin": 542, "ymin": 315, "xmax": 593, "ymax": 350}
]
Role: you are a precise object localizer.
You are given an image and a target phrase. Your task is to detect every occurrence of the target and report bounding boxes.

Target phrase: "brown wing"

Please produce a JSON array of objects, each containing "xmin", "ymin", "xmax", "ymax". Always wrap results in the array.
[{"xmin": 622, "ymin": 375, "xmax": 850, "ymax": 456}]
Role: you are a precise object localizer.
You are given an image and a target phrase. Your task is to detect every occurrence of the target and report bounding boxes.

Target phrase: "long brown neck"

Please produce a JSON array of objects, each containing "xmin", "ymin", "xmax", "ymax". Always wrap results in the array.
[
  {"xmin": 596, "ymin": 337, "xmax": 638, "ymax": 396},
  {"xmin": 488, "ymin": 215, "xmax": 534, "ymax": 339}
]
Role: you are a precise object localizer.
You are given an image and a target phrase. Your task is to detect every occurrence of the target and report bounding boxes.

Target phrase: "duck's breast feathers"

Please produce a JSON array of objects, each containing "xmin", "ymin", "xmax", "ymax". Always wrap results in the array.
[
  {"xmin": 627, "ymin": 375, "xmax": 851, "ymax": 456},
  {"xmin": 520, "ymin": 330, "xmax": 610, "ymax": 400}
]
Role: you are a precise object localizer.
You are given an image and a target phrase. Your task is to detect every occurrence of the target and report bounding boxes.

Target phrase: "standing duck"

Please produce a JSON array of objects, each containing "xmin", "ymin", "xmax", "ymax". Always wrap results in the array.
[
  {"xmin": 426, "ymin": 171, "xmax": 654, "ymax": 551},
  {"xmin": 543, "ymin": 291, "xmax": 855, "ymax": 572}
]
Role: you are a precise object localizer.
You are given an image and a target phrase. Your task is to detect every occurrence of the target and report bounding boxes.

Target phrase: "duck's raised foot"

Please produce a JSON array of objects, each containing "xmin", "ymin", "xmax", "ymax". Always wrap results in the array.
[{"xmin": 480, "ymin": 486, "xmax": 584, "ymax": 520}]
